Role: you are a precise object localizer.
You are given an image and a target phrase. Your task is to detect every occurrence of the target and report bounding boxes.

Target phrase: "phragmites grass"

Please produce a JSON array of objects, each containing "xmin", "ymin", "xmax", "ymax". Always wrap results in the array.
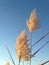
[
  {"xmin": 16, "ymin": 29, "xmax": 49, "ymax": 61},
  {"xmin": 26, "ymin": 8, "xmax": 40, "ymax": 65},
  {"xmin": 5, "ymin": 8, "xmax": 49, "ymax": 65},
  {"xmin": 16, "ymin": 30, "xmax": 49, "ymax": 65}
]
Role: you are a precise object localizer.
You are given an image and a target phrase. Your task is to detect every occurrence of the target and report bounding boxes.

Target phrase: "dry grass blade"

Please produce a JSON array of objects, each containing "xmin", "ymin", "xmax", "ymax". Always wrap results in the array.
[
  {"xmin": 41, "ymin": 60, "xmax": 49, "ymax": 65},
  {"xmin": 5, "ymin": 45, "xmax": 16, "ymax": 65},
  {"xmin": 31, "ymin": 32, "xmax": 49, "ymax": 48},
  {"xmin": 31, "ymin": 41, "xmax": 49, "ymax": 57}
]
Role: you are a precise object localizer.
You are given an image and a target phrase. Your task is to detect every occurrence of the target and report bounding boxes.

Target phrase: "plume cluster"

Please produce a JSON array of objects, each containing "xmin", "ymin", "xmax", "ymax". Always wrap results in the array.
[
  {"xmin": 5, "ymin": 8, "xmax": 49, "ymax": 65},
  {"xmin": 16, "ymin": 29, "xmax": 49, "ymax": 62}
]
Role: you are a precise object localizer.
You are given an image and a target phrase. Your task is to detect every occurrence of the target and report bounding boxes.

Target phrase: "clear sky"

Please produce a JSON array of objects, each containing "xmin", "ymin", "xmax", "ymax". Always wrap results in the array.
[{"xmin": 0, "ymin": 0, "xmax": 49, "ymax": 65}]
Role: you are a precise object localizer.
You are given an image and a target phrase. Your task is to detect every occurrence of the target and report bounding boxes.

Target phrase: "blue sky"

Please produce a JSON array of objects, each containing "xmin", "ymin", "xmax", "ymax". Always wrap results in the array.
[{"xmin": 0, "ymin": 0, "xmax": 49, "ymax": 65}]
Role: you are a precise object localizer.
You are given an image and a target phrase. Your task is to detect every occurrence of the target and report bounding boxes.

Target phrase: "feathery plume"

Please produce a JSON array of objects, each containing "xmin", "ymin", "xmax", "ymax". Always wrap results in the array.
[
  {"xmin": 26, "ymin": 8, "xmax": 40, "ymax": 33},
  {"xmin": 16, "ymin": 30, "xmax": 31, "ymax": 64}
]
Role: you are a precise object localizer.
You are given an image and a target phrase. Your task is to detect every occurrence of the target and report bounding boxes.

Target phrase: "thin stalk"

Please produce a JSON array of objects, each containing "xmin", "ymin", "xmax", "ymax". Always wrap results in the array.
[
  {"xmin": 23, "ymin": 61, "xmax": 24, "ymax": 65},
  {"xmin": 19, "ymin": 56, "xmax": 21, "ymax": 65},
  {"xmin": 32, "ymin": 41, "xmax": 49, "ymax": 57},
  {"xmin": 30, "ymin": 33, "xmax": 32, "ymax": 65},
  {"xmin": 41, "ymin": 60, "xmax": 49, "ymax": 65},
  {"xmin": 31, "ymin": 32, "xmax": 49, "ymax": 48},
  {"xmin": 5, "ymin": 45, "xmax": 16, "ymax": 65}
]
